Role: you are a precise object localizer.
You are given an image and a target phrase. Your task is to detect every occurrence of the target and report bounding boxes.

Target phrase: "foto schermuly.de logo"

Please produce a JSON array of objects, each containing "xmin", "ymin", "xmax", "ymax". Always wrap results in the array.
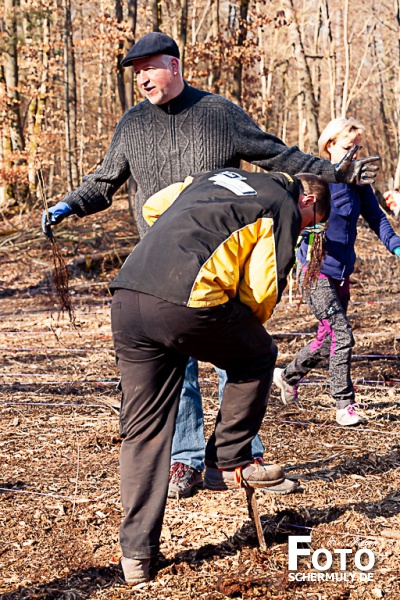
[{"xmin": 288, "ymin": 535, "xmax": 375, "ymax": 583}]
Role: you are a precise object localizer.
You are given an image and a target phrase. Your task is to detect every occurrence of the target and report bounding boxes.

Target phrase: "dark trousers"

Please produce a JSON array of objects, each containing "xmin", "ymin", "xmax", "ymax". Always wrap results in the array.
[{"xmin": 111, "ymin": 289, "xmax": 277, "ymax": 559}]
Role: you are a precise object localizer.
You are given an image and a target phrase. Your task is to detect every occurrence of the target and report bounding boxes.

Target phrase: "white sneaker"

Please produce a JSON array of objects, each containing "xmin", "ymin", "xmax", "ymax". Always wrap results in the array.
[
  {"xmin": 336, "ymin": 404, "xmax": 365, "ymax": 426},
  {"xmin": 273, "ymin": 368, "xmax": 298, "ymax": 405}
]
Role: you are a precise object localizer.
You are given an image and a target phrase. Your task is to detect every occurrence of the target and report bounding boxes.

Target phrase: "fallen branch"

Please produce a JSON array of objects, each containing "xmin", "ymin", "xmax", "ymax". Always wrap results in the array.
[{"xmin": 71, "ymin": 247, "xmax": 131, "ymax": 268}]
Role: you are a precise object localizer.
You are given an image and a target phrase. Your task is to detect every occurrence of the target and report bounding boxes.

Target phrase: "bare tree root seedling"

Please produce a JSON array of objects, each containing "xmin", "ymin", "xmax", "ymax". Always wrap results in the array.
[
  {"xmin": 50, "ymin": 236, "xmax": 77, "ymax": 327},
  {"xmin": 37, "ymin": 166, "xmax": 77, "ymax": 327}
]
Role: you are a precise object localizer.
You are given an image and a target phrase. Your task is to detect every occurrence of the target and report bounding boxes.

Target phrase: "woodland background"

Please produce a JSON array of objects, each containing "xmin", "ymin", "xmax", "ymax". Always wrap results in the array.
[
  {"xmin": 2, "ymin": 2, "xmax": 400, "ymax": 598},
  {"xmin": 2, "ymin": 0, "xmax": 400, "ymax": 218}
]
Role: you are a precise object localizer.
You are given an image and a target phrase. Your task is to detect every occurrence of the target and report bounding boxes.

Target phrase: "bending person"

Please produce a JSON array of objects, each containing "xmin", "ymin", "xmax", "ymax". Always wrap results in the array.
[
  {"xmin": 273, "ymin": 118, "xmax": 400, "ymax": 425},
  {"xmin": 108, "ymin": 168, "xmax": 330, "ymax": 584}
]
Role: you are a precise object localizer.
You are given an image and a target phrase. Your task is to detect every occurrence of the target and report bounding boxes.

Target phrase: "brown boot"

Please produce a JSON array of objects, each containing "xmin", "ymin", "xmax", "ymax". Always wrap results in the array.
[
  {"xmin": 204, "ymin": 461, "xmax": 285, "ymax": 490},
  {"xmin": 121, "ymin": 556, "xmax": 150, "ymax": 585}
]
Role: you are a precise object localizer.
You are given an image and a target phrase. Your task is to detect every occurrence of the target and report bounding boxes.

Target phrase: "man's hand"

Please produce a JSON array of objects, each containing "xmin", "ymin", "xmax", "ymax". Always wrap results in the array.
[
  {"xmin": 41, "ymin": 202, "xmax": 72, "ymax": 238},
  {"xmin": 334, "ymin": 145, "xmax": 380, "ymax": 185}
]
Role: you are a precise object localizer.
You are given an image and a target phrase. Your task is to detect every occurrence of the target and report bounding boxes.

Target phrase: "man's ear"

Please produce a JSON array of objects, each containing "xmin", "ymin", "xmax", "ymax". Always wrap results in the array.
[
  {"xmin": 300, "ymin": 193, "xmax": 316, "ymax": 207},
  {"xmin": 170, "ymin": 57, "xmax": 180, "ymax": 75}
]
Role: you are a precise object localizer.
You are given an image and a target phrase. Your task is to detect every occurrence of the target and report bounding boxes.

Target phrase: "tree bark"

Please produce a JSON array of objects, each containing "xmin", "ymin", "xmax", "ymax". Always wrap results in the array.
[
  {"xmin": 27, "ymin": 8, "xmax": 51, "ymax": 196},
  {"xmin": 116, "ymin": 0, "xmax": 137, "ymax": 113},
  {"xmin": 232, "ymin": 0, "xmax": 249, "ymax": 105},
  {"xmin": 284, "ymin": 0, "xmax": 320, "ymax": 154},
  {"xmin": 151, "ymin": 0, "xmax": 160, "ymax": 32},
  {"xmin": 0, "ymin": 66, "xmax": 14, "ymax": 206},
  {"xmin": 3, "ymin": 0, "xmax": 29, "ymax": 203},
  {"xmin": 62, "ymin": 0, "xmax": 79, "ymax": 190},
  {"xmin": 320, "ymin": 0, "xmax": 336, "ymax": 120},
  {"xmin": 393, "ymin": 0, "xmax": 400, "ymax": 188},
  {"xmin": 97, "ymin": 0, "xmax": 105, "ymax": 164},
  {"xmin": 371, "ymin": 34, "xmax": 394, "ymax": 177},
  {"xmin": 209, "ymin": 0, "xmax": 221, "ymax": 93},
  {"xmin": 3, "ymin": 0, "xmax": 24, "ymax": 153},
  {"xmin": 171, "ymin": 0, "xmax": 189, "ymax": 72}
]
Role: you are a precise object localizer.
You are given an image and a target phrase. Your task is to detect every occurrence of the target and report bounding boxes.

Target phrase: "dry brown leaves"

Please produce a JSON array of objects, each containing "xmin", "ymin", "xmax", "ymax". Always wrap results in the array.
[{"xmin": 0, "ymin": 204, "xmax": 399, "ymax": 599}]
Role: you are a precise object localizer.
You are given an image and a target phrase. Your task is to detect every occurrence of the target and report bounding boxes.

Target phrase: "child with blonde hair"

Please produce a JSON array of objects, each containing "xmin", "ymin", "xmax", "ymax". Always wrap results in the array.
[{"xmin": 274, "ymin": 117, "xmax": 400, "ymax": 425}]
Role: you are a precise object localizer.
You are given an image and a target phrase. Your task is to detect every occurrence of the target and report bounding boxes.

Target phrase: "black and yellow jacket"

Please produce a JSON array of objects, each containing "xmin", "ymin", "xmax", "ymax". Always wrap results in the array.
[{"xmin": 109, "ymin": 168, "xmax": 302, "ymax": 323}]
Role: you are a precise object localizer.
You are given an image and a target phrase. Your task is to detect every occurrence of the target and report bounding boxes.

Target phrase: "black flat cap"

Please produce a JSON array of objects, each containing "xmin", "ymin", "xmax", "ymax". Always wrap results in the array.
[{"xmin": 121, "ymin": 32, "xmax": 180, "ymax": 67}]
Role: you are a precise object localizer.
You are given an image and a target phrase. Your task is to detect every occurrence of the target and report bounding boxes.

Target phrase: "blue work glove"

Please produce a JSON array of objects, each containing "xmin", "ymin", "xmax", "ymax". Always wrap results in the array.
[
  {"xmin": 394, "ymin": 247, "xmax": 400, "ymax": 258},
  {"xmin": 41, "ymin": 201, "xmax": 72, "ymax": 238},
  {"xmin": 334, "ymin": 145, "xmax": 380, "ymax": 185}
]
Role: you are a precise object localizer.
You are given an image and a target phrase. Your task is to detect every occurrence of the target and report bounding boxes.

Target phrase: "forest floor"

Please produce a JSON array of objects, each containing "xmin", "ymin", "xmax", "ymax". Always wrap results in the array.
[{"xmin": 1, "ymin": 197, "xmax": 400, "ymax": 600}]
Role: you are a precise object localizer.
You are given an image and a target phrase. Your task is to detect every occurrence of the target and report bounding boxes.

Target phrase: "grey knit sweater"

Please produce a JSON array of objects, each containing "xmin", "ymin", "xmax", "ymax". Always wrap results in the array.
[{"xmin": 64, "ymin": 83, "xmax": 336, "ymax": 238}]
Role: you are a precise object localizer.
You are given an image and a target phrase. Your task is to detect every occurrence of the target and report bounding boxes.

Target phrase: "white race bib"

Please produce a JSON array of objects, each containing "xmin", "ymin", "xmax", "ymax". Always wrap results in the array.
[{"xmin": 208, "ymin": 171, "xmax": 257, "ymax": 196}]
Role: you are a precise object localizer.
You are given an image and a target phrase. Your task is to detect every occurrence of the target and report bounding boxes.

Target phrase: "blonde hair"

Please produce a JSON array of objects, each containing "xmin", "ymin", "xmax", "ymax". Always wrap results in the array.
[{"xmin": 318, "ymin": 117, "xmax": 365, "ymax": 159}]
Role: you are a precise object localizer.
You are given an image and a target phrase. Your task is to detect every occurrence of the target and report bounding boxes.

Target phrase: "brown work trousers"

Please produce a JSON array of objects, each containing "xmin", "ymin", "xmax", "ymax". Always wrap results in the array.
[{"xmin": 111, "ymin": 289, "xmax": 277, "ymax": 559}]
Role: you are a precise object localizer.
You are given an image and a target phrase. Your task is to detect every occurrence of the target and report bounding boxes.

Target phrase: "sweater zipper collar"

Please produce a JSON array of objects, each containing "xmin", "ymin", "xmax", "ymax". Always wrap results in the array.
[{"xmin": 155, "ymin": 82, "xmax": 190, "ymax": 115}]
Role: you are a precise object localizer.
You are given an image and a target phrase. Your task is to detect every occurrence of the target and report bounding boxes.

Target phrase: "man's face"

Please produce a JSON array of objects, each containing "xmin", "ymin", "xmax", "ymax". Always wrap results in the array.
[{"xmin": 133, "ymin": 55, "xmax": 182, "ymax": 105}]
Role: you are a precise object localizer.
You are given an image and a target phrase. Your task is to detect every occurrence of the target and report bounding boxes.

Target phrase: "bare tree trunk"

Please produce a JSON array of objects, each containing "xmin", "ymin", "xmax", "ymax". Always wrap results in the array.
[
  {"xmin": 321, "ymin": 0, "xmax": 336, "ymax": 120},
  {"xmin": 3, "ymin": 0, "xmax": 29, "ymax": 203},
  {"xmin": 371, "ymin": 35, "xmax": 394, "ymax": 177},
  {"xmin": 170, "ymin": 0, "xmax": 188, "ymax": 72},
  {"xmin": 394, "ymin": 0, "xmax": 400, "ymax": 188},
  {"xmin": 311, "ymin": 2, "xmax": 322, "ymax": 123},
  {"xmin": 344, "ymin": 22, "xmax": 375, "ymax": 114},
  {"xmin": 256, "ymin": 1, "xmax": 267, "ymax": 128},
  {"xmin": 341, "ymin": 0, "xmax": 350, "ymax": 117},
  {"xmin": 279, "ymin": 61, "xmax": 290, "ymax": 142},
  {"xmin": 62, "ymin": 0, "xmax": 79, "ymax": 190},
  {"xmin": 285, "ymin": 0, "xmax": 320, "ymax": 154},
  {"xmin": 264, "ymin": 21, "xmax": 283, "ymax": 133},
  {"xmin": 3, "ymin": 0, "xmax": 24, "ymax": 153},
  {"xmin": 178, "ymin": 0, "xmax": 188, "ymax": 73},
  {"xmin": 116, "ymin": 1, "xmax": 138, "ymax": 220},
  {"xmin": 191, "ymin": 0, "xmax": 212, "ymax": 45},
  {"xmin": 116, "ymin": 0, "xmax": 137, "ymax": 113},
  {"xmin": 232, "ymin": 0, "xmax": 249, "ymax": 105},
  {"xmin": 116, "ymin": 0, "xmax": 126, "ymax": 113},
  {"xmin": 206, "ymin": 0, "xmax": 221, "ymax": 93},
  {"xmin": 27, "ymin": 8, "xmax": 51, "ymax": 196},
  {"xmin": 97, "ymin": 0, "xmax": 105, "ymax": 165},
  {"xmin": 78, "ymin": 53, "xmax": 85, "ymax": 181},
  {"xmin": 297, "ymin": 75, "xmax": 305, "ymax": 151},
  {"xmin": 0, "ymin": 66, "xmax": 14, "ymax": 206},
  {"xmin": 151, "ymin": 0, "xmax": 160, "ymax": 32}
]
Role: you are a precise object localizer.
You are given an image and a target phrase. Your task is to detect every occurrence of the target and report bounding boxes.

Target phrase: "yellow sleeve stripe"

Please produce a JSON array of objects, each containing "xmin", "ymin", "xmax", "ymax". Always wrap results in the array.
[
  {"xmin": 188, "ymin": 218, "xmax": 277, "ymax": 323},
  {"xmin": 142, "ymin": 176, "xmax": 193, "ymax": 227}
]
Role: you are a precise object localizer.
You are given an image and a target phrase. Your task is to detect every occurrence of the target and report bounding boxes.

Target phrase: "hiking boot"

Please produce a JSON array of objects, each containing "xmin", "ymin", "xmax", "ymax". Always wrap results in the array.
[
  {"xmin": 336, "ymin": 404, "xmax": 365, "ymax": 426},
  {"xmin": 273, "ymin": 368, "xmax": 298, "ymax": 405},
  {"xmin": 167, "ymin": 462, "xmax": 203, "ymax": 499},
  {"xmin": 203, "ymin": 461, "xmax": 285, "ymax": 490},
  {"xmin": 253, "ymin": 458, "xmax": 300, "ymax": 494},
  {"xmin": 121, "ymin": 557, "xmax": 150, "ymax": 585}
]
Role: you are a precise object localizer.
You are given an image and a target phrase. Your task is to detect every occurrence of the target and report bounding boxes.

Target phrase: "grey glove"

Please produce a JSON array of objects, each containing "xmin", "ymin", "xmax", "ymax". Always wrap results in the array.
[{"xmin": 334, "ymin": 145, "xmax": 380, "ymax": 185}]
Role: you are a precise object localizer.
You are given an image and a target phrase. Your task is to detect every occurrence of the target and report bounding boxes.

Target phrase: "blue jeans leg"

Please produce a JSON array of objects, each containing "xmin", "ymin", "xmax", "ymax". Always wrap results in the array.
[
  {"xmin": 171, "ymin": 357, "xmax": 205, "ymax": 472},
  {"xmin": 214, "ymin": 366, "xmax": 265, "ymax": 459}
]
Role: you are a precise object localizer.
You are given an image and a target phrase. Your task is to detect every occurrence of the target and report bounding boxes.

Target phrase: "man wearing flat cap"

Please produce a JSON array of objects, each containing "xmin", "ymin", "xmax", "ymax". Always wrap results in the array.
[
  {"xmin": 122, "ymin": 31, "xmax": 180, "ymax": 62},
  {"xmin": 42, "ymin": 30, "xmax": 380, "ymax": 583}
]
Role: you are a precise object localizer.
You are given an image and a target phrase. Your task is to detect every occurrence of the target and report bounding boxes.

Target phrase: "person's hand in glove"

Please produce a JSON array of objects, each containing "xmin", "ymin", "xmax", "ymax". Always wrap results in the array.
[
  {"xmin": 41, "ymin": 201, "xmax": 72, "ymax": 238},
  {"xmin": 394, "ymin": 247, "xmax": 400, "ymax": 259},
  {"xmin": 334, "ymin": 145, "xmax": 380, "ymax": 185}
]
